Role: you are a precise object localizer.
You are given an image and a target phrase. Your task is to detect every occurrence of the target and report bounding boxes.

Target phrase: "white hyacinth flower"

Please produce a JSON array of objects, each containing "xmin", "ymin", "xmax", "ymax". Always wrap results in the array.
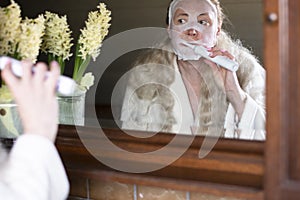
[
  {"xmin": 80, "ymin": 72, "xmax": 95, "ymax": 91},
  {"xmin": 0, "ymin": 0, "xmax": 22, "ymax": 56},
  {"xmin": 42, "ymin": 11, "xmax": 73, "ymax": 61},
  {"xmin": 78, "ymin": 3, "xmax": 111, "ymax": 61},
  {"xmin": 17, "ymin": 15, "xmax": 45, "ymax": 63}
]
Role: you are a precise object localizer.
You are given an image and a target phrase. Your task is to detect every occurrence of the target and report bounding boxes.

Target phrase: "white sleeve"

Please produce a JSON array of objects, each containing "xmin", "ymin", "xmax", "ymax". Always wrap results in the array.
[
  {"xmin": 0, "ymin": 134, "xmax": 69, "ymax": 200},
  {"xmin": 224, "ymin": 61, "xmax": 266, "ymax": 140},
  {"xmin": 224, "ymin": 93, "xmax": 266, "ymax": 140}
]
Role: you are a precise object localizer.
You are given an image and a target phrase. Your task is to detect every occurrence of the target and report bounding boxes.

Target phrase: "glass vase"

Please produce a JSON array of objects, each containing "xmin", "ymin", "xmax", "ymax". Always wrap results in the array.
[
  {"xmin": 0, "ymin": 102, "xmax": 23, "ymax": 139},
  {"xmin": 0, "ymin": 90, "xmax": 86, "ymax": 140},
  {"xmin": 57, "ymin": 91, "xmax": 86, "ymax": 126}
]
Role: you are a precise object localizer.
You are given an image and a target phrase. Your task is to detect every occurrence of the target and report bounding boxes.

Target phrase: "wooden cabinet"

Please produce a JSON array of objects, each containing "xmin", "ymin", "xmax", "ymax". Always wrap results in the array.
[{"xmin": 265, "ymin": 0, "xmax": 300, "ymax": 199}]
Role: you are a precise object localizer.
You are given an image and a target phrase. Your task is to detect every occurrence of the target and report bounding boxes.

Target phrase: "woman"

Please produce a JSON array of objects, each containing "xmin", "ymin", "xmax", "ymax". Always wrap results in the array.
[{"xmin": 121, "ymin": 0, "xmax": 265, "ymax": 140}]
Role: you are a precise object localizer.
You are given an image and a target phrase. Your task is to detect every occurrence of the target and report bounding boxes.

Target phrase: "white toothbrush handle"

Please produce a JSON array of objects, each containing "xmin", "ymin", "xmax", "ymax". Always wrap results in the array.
[
  {"xmin": 206, "ymin": 55, "xmax": 239, "ymax": 72},
  {"xmin": 192, "ymin": 45, "xmax": 239, "ymax": 72},
  {"xmin": 0, "ymin": 56, "xmax": 76, "ymax": 95}
]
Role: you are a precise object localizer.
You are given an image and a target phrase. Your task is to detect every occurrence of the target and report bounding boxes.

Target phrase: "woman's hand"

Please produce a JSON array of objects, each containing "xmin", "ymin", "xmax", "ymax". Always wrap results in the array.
[
  {"xmin": 1, "ymin": 60, "xmax": 60, "ymax": 142},
  {"xmin": 203, "ymin": 47, "xmax": 246, "ymax": 119}
]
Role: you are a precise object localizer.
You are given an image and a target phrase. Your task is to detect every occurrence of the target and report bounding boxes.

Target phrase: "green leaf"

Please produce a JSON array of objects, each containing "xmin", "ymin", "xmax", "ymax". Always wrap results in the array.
[{"xmin": 74, "ymin": 55, "xmax": 91, "ymax": 83}]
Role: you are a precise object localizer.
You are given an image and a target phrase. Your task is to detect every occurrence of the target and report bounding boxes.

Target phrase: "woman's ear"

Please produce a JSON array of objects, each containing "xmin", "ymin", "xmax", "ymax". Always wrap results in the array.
[
  {"xmin": 217, "ymin": 24, "xmax": 222, "ymax": 36},
  {"xmin": 167, "ymin": 25, "xmax": 171, "ymax": 37}
]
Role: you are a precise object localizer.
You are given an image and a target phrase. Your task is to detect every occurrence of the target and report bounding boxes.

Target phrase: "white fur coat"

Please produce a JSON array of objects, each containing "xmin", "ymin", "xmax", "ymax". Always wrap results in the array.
[{"xmin": 121, "ymin": 31, "xmax": 266, "ymax": 140}]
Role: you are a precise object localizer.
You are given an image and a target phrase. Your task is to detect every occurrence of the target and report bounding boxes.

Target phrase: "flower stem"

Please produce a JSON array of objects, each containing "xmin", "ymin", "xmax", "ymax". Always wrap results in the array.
[
  {"xmin": 74, "ymin": 55, "xmax": 91, "ymax": 83},
  {"xmin": 48, "ymin": 54, "xmax": 65, "ymax": 74},
  {"xmin": 73, "ymin": 43, "xmax": 82, "ymax": 80}
]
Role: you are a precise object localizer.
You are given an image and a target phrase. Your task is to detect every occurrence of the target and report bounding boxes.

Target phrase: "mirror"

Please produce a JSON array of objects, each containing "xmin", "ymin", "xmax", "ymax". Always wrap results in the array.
[
  {"xmin": 94, "ymin": 0, "xmax": 265, "ymax": 141},
  {"xmin": 0, "ymin": 0, "xmax": 265, "ymax": 141}
]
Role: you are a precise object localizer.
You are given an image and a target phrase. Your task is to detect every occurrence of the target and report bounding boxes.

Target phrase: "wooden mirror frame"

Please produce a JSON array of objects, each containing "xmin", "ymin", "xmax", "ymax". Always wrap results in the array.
[
  {"xmin": 265, "ymin": 0, "xmax": 300, "ymax": 199},
  {"xmin": 55, "ymin": 0, "xmax": 300, "ymax": 199}
]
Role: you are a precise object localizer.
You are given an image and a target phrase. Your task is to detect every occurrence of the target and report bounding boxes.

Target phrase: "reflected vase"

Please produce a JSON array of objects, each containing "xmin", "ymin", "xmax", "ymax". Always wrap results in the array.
[{"xmin": 0, "ymin": 102, "xmax": 23, "ymax": 139}]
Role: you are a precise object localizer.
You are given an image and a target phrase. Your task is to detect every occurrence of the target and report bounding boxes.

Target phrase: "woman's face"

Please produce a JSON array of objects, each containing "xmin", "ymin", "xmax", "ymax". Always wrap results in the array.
[{"xmin": 168, "ymin": 0, "xmax": 220, "ymax": 60}]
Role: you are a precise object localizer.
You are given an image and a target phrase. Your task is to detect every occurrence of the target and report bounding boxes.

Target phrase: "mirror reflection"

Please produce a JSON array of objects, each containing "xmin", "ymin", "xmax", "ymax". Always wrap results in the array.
[
  {"xmin": 0, "ymin": 0, "xmax": 265, "ymax": 141},
  {"xmin": 97, "ymin": 0, "xmax": 265, "ymax": 141}
]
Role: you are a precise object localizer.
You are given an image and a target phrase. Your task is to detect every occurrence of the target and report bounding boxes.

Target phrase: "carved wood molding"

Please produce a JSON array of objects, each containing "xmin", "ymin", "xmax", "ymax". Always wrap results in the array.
[{"xmin": 56, "ymin": 125, "xmax": 264, "ymax": 199}]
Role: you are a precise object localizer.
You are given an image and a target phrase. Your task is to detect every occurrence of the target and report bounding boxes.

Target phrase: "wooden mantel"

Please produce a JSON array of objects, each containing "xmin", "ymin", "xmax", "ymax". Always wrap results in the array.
[{"xmin": 56, "ymin": 125, "xmax": 264, "ymax": 199}]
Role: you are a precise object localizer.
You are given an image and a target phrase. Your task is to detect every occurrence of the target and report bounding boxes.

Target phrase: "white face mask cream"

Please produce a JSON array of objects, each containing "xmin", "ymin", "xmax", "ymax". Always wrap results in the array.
[{"xmin": 168, "ymin": 0, "xmax": 219, "ymax": 60}]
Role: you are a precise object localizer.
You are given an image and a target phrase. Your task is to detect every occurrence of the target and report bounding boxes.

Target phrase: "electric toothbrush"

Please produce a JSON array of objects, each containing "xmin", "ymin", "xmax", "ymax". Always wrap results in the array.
[
  {"xmin": 0, "ymin": 56, "xmax": 77, "ymax": 96},
  {"xmin": 184, "ymin": 43, "xmax": 239, "ymax": 72}
]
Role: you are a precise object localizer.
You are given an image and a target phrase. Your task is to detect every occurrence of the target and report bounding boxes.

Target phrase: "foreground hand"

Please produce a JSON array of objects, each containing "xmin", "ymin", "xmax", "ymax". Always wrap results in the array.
[{"xmin": 1, "ymin": 60, "xmax": 60, "ymax": 142}]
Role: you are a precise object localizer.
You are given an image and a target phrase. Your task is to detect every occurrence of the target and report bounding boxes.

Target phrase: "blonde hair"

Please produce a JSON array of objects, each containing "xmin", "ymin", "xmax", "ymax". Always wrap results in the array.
[{"xmin": 209, "ymin": 0, "xmax": 225, "ymax": 27}]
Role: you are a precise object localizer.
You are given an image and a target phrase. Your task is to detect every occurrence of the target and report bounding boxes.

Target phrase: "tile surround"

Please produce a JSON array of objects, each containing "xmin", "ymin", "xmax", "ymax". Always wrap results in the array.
[
  {"xmin": 89, "ymin": 180, "xmax": 134, "ymax": 200},
  {"xmin": 190, "ymin": 192, "xmax": 246, "ymax": 200},
  {"xmin": 69, "ymin": 177, "xmax": 89, "ymax": 198},
  {"xmin": 136, "ymin": 185, "xmax": 186, "ymax": 200},
  {"xmin": 68, "ymin": 177, "xmax": 246, "ymax": 200}
]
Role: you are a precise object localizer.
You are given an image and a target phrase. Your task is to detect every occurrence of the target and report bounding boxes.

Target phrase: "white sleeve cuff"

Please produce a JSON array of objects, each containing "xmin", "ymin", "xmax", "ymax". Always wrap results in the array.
[
  {"xmin": 224, "ymin": 94, "xmax": 266, "ymax": 140},
  {"xmin": 224, "ymin": 93, "xmax": 258, "ymax": 130},
  {"xmin": 6, "ymin": 134, "xmax": 69, "ymax": 200}
]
